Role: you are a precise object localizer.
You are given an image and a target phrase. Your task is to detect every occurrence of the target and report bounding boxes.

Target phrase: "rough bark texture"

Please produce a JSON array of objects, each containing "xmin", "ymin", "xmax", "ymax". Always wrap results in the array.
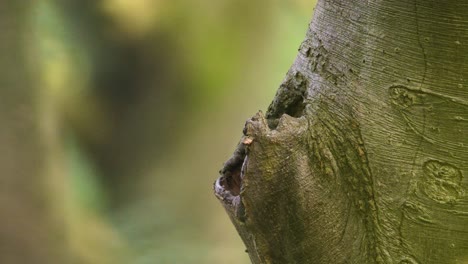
[{"xmin": 215, "ymin": 1, "xmax": 468, "ymax": 263}]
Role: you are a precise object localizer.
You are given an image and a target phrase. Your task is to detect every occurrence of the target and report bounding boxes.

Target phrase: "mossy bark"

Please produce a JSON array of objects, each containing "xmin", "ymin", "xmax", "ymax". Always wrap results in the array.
[{"xmin": 215, "ymin": 1, "xmax": 468, "ymax": 263}]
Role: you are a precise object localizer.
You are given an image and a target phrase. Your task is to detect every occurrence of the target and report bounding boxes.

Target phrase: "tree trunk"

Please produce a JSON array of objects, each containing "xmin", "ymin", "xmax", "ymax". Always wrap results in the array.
[
  {"xmin": 215, "ymin": 1, "xmax": 468, "ymax": 263},
  {"xmin": 0, "ymin": 2, "xmax": 66, "ymax": 263}
]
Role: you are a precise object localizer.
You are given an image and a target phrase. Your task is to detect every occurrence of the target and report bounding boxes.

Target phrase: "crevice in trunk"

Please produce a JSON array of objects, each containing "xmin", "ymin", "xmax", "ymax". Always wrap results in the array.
[
  {"xmin": 214, "ymin": 141, "xmax": 249, "ymax": 222},
  {"xmin": 266, "ymin": 71, "xmax": 308, "ymax": 130},
  {"xmin": 215, "ymin": 141, "xmax": 247, "ymax": 198},
  {"xmin": 219, "ymin": 148, "xmax": 246, "ymax": 196}
]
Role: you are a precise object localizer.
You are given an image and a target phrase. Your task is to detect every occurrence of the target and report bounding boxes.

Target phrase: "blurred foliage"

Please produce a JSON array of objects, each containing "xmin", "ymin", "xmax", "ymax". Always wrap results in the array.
[{"xmin": 14, "ymin": 0, "xmax": 317, "ymax": 263}]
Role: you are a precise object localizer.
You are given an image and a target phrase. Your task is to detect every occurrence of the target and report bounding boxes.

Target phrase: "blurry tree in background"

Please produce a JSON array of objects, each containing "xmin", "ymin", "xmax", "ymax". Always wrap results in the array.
[
  {"xmin": 0, "ymin": 2, "xmax": 66, "ymax": 263},
  {"xmin": 0, "ymin": 0, "xmax": 316, "ymax": 263}
]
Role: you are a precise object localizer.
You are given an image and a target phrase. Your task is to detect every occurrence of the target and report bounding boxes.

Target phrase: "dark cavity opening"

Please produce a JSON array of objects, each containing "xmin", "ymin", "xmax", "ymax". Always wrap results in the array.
[
  {"xmin": 219, "ymin": 144, "xmax": 246, "ymax": 196},
  {"xmin": 220, "ymin": 165, "xmax": 242, "ymax": 196},
  {"xmin": 265, "ymin": 71, "xmax": 308, "ymax": 129}
]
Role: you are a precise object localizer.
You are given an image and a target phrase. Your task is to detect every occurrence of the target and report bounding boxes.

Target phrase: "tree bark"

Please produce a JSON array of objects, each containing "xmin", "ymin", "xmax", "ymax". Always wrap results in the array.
[
  {"xmin": 215, "ymin": 1, "xmax": 468, "ymax": 263},
  {"xmin": 0, "ymin": 2, "xmax": 66, "ymax": 263}
]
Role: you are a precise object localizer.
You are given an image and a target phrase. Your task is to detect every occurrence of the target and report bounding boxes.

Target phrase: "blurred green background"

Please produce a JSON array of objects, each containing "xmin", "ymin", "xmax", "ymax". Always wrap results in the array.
[{"xmin": 2, "ymin": 0, "xmax": 316, "ymax": 263}]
